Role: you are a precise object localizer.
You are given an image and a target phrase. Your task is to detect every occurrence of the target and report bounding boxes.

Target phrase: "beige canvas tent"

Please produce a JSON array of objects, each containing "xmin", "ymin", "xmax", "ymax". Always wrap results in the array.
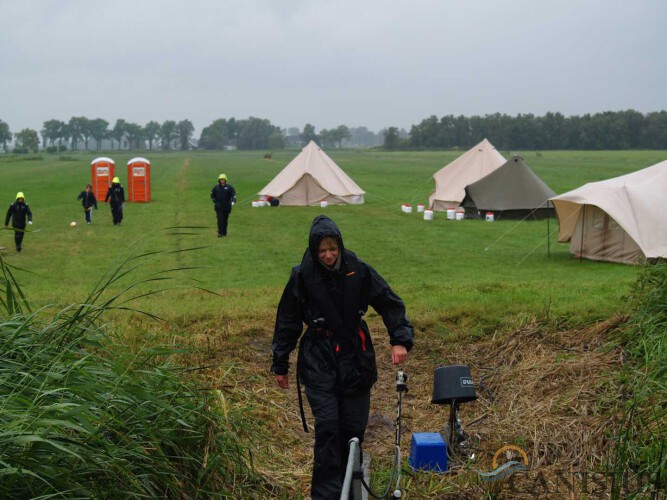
[
  {"xmin": 551, "ymin": 159, "xmax": 667, "ymax": 264},
  {"xmin": 428, "ymin": 138, "xmax": 506, "ymax": 211},
  {"xmin": 258, "ymin": 141, "xmax": 365, "ymax": 206}
]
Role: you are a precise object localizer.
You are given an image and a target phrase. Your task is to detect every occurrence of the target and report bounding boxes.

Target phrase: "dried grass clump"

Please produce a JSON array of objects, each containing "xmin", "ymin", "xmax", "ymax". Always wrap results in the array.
[{"xmin": 186, "ymin": 314, "xmax": 629, "ymax": 498}]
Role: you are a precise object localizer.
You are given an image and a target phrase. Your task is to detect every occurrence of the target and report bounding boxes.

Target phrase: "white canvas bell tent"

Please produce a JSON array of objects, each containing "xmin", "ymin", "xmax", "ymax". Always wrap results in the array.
[
  {"xmin": 428, "ymin": 138, "xmax": 506, "ymax": 211},
  {"xmin": 258, "ymin": 141, "xmax": 365, "ymax": 206},
  {"xmin": 551, "ymin": 159, "xmax": 667, "ymax": 264}
]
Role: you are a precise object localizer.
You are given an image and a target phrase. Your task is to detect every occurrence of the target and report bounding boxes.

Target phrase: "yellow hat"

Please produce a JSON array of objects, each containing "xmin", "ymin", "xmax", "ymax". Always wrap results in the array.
[
  {"xmin": 218, "ymin": 174, "xmax": 227, "ymax": 180},
  {"xmin": 112, "ymin": 177, "xmax": 120, "ymax": 183},
  {"xmin": 16, "ymin": 192, "xmax": 25, "ymax": 200}
]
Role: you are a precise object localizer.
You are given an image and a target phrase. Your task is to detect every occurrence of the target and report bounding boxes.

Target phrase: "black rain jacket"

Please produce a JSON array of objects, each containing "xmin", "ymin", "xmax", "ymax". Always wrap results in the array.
[
  {"xmin": 5, "ymin": 201, "xmax": 32, "ymax": 229},
  {"xmin": 105, "ymin": 184, "xmax": 125, "ymax": 207},
  {"xmin": 271, "ymin": 215, "xmax": 414, "ymax": 395},
  {"xmin": 77, "ymin": 190, "xmax": 98, "ymax": 210},
  {"xmin": 210, "ymin": 182, "xmax": 236, "ymax": 212}
]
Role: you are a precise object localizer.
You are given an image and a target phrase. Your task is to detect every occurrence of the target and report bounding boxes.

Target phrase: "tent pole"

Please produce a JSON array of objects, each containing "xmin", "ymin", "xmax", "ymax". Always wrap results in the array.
[
  {"xmin": 547, "ymin": 207, "xmax": 551, "ymax": 258},
  {"xmin": 579, "ymin": 205, "xmax": 586, "ymax": 262}
]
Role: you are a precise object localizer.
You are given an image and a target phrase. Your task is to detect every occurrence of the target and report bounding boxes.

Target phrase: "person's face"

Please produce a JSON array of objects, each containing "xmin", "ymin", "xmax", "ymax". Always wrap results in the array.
[
  {"xmin": 318, "ymin": 239, "xmax": 339, "ymax": 268},
  {"xmin": 219, "ymin": 179, "xmax": 226, "ymax": 185},
  {"xmin": 17, "ymin": 198, "xmax": 24, "ymax": 204},
  {"xmin": 85, "ymin": 186, "xmax": 91, "ymax": 192}
]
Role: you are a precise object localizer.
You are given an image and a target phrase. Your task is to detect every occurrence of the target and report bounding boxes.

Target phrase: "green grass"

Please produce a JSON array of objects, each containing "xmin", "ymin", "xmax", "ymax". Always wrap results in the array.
[
  {"xmin": 0, "ymin": 252, "xmax": 270, "ymax": 497},
  {"xmin": 609, "ymin": 263, "xmax": 667, "ymax": 497},
  {"xmin": 2, "ymin": 148, "xmax": 661, "ymax": 335}
]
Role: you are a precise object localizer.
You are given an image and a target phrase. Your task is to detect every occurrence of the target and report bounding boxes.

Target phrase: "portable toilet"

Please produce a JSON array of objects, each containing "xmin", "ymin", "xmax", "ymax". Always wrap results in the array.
[
  {"xmin": 91, "ymin": 157, "xmax": 115, "ymax": 201},
  {"xmin": 127, "ymin": 157, "xmax": 151, "ymax": 202}
]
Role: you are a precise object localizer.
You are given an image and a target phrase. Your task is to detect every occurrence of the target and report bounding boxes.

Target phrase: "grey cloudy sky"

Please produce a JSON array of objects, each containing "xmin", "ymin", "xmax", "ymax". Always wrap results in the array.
[{"xmin": 2, "ymin": 0, "xmax": 666, "ymax": 135}]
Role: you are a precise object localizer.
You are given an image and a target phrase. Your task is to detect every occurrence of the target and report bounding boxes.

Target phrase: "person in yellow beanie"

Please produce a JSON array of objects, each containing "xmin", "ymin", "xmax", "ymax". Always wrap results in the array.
[
  {"xmin": 210, "ymin": 174, "xmax": 236, "ymax": 237},
  {"xmin": 4, "ymin": 192, "xmax": 33, "ymax": 253},
  {"xmin": 105, "ymin": 177, "xmax": 125, "ymax": 225}
]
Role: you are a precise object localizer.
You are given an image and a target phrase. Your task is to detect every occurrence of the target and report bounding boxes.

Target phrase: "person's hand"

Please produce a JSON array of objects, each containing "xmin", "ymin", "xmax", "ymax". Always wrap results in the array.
[
  {"xmin": 391, "ymin": 345, "xmax": 408, "ymax": 365},
  {"xmin": 275, "ymin": 374, "xmax": 289, "ymax": 389}
]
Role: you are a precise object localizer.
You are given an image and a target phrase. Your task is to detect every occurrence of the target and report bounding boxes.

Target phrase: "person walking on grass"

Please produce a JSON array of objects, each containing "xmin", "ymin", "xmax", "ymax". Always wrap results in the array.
[
  {"xmin": 4, "ymin": 192, "xmax": 33, "ymax": 253},
  {"xmin": 105, "ymin": 177, "xmax": 125, "ymax": 225},
  {"xmin": 271, "ymin": 215, "xmax": 414, "ymax": 500},
  {"xmin": 210, "ymin": 173, "xmax": 236, "ymax": 237},
  {"xmin": 77, "ymin": 184, "xmax": 98, "ymax": 224}
]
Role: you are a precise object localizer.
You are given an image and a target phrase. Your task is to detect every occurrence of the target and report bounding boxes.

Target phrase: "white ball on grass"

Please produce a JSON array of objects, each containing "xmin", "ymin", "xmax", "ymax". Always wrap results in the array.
[{"xmin": 70, "ymin": 221, "xmax": 77, "ymax": 227}]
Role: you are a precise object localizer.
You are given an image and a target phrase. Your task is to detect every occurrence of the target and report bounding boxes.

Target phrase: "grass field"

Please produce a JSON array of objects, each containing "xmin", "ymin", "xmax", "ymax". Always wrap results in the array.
[
  {"xmin": 1, "ymin": 148, "xmax": 665, "ymax": 497},
  {"xmin": 2, "ymin": 148, "xmax": 663, "ymax": 329}
]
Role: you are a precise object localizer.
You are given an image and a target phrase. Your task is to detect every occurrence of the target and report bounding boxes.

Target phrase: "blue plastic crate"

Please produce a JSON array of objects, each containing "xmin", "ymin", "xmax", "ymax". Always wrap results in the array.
[{"xmin": 408, "ymin": 432, "xmax": 448, "ymax": 472}]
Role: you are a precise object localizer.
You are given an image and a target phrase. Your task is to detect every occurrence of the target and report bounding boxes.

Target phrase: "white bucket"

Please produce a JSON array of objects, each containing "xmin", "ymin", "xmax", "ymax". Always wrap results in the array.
[
  {"xmin": 446, "ymin": 209, "xmax": 456, "ymax": 220},
  {"xmin": 424, "ymin": 209, "xmax": 434, "ymax": 221},
  {"xmin": 455, "ymin": 210, "xmax": 465, "ymax": 221},
  {"xmin": 320, "ymin": 200, "xmax": 328, "ymax": 208},
  {"xmin": 485, "ymin": 212, "xmax": 495, "ymax": 222},
  {"xmin": 417, "ymin": 204, "xmax": 425, "ymax": 213},
  {"xmin": 401, "ymin": 204, "xmax": 413, "ymax": 214}
]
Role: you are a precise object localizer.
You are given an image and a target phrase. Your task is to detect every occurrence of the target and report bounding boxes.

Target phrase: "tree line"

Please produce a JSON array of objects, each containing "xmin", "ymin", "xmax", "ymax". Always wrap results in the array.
[
  {"xmin": 0, "ymin": 117, "xmax": 196, "ymax": 154},
  {"xmin": 2, "ymin": 109, "xmax": 666, "ymax": 153},
  {"xmin": 396, "ymin": 110, "xmax": 667, "ymax": 150},
  {"xmin": 0, "ymin": 115, "xmax": 387, "ymax": 153}
]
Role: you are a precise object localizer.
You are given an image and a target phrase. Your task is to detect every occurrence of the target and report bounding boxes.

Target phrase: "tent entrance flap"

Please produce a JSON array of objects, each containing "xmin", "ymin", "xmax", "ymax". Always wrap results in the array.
[
  {"xmin": 280, "ymin": 174, "xmax": 329, "ymax": 206},
  {"xmin": 570, "ymin": 205, "xmax": 643, "ymax": 264}
]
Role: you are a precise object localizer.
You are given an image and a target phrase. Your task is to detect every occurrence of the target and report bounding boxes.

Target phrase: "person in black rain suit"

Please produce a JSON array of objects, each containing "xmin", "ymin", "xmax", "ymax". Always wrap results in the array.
[
  {"xmin": 105, "ymin": 177, "xmax": 125, "ymax": 225},
  {"xmin": 4, "ymin": 192, "xmax": 33, "ymax": 253},
  {"xmin": 271, "ymin": 215, "xmax": 414, "ymax": 500},
  {"xmin": 77, "ymin": 184, "xmax": 98, "ymax": 224},
  {"xmin": 210, "ymin": 173, "xmax": 236, "ymax": 237}
]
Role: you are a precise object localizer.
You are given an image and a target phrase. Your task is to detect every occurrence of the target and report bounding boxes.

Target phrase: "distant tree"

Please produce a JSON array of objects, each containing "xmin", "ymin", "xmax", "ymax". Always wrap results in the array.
[
  {"xmin": 348, "ymin": 126, "xmax": 378, "ymax": 147},
  {"xmin": 111, "ymin": 119, "xmax": 127, "ymax": 150},
  {"xmin": 176, "ymin": 119, "xmax": 194, "ymax": 150},
  {"xmin": 143, "ymin": 121, "xmax": 161, "ymax": 150},
  {"xmin": 383, "ymin": 127, "xmax": 400, "ymax": 150},
  {"xmin": 57, "ymin": 123, "xmax": 71, "ymax": 148},
  {"xmin": 237, "ymin": 117, "xmax": 281, "ymax": 150},
  {"xmin": 641, "ymin": 111, "xmax": 667, "ymax": 148},
  {"xmin": 80, "ymin": 117, "xmax": 94, "ymax": 149},
  {"xmin": 14, "ymin": 128, "xmax": 40, "ymax": 152},
  {"xmin": 41, "ymin": 119, "xmax": 64, "ymax": 148},
  {"xmin": 268, "ymin": 131, "xmax": 285, "ymax": 150},
  {"xmin": 618, "ymin": 109, "xmax": 645, "ymax": 148},
  {"xmin": 124, "ymin": 122, "xmax": 144, "ymax": 149},
  {"xmin": 300, "ymin": 123, "xmax": 318, "ymax": 145},
  {"xmin": 89, "ymin": 118, "xmax": 109, "ymax": 150},
  {"xmin": 160, "ymin": 120, "xmax": 178, "ymax": 150},
  {"xmin": 287, "ymin": 127, "xmax": 300, "ymax": 136},
  {"xmin": 541, "ymin": 112, "xmax": 568, "ymax": 149},
  {"xmin": 68, "ymin": 116, "xmax": 88, "ymax": 150},
  {"xmin": 318, "ymin": 128, "xmax": 335, "ymax": 148},
  {"xmin": 0, "ymin": 120, "xmax": 11, "ymax": 151},
  {"xmin": 408, "ymin": 115, "xmax": 439, "ymax": 148},
  {"xmin": 199, "ymin": 119, "xmax": 230, "ymax": 149},
  {"xmin": 333, "ymin": 125, "xmax": 350, "ymax": 148}
]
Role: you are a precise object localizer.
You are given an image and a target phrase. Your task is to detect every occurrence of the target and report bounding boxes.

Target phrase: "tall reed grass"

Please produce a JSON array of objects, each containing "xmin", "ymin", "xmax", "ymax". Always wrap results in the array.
[
  {"xmin": 609, "ymin": 262, "xmax": 666, "ymax": 498},
  {"xmin": 0, "ymin": 245, "xmax": 270, "ymax": 498}
]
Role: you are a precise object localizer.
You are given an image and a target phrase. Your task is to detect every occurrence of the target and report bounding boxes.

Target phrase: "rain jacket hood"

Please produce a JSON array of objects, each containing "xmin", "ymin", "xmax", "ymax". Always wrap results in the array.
[{"xmin": 307, "ymin": 215, "xmax": 345, "ymax": 266}]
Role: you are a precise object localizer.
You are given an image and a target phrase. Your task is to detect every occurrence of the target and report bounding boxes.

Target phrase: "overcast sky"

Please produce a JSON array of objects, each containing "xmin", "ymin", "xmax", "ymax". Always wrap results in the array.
[{"xmin": 2, "ymin": 0, "xmax": 666, "ymax": 136}]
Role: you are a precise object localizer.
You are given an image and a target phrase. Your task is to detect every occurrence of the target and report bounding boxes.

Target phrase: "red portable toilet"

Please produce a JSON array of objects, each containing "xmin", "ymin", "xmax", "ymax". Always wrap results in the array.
[
  {"xmin": 127, "ymin": 157, "xmax": 151, "ymax": 202},
  {"xmin": 91, "ymin": 157, "xmax": 115, "ymax": 201}
]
